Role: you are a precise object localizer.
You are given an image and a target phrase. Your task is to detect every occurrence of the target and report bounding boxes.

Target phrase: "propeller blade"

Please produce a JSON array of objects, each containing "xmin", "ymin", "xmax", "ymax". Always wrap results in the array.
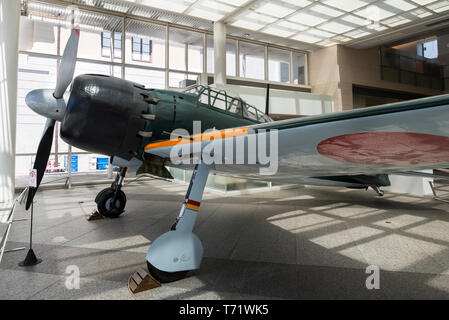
[
  {"xmin": 25, "ymin": 120, "xmax": 56, "ymax": 210},
  {"xmin": 54, "ymin": 28, "xmax": 80, "ymax": 99}
]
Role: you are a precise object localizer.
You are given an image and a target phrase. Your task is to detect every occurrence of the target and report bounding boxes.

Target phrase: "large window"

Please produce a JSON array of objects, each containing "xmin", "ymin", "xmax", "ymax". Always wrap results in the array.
[
  {"xmin": 125, "ymin": 20, "xmax": 165, "ymax": 68},
  {"xmin": 268, "ymin": 48, "xmax": 290, "ymax": 83},
  {"xmin": 19, "ymin": 18, "xmax": 58, "ymax": 55},
  {"xmin": 418, "ymin": 39, "xmax": 438, "ymax": 59},
  {"xmin": 293, "ymin": 52, "xmax": 307, "ymax": 85},
  {"xmin": 206, "ymin": 36, "xmax": 237, "ymax": 77},
  {"xmin": 169, "ymin": 27, "xmax": 204, "ymax": 73},
  {"xmin": 126, "ymin": 67, "xmax": 165, "ymax": 89},
  {"xmin": 61, "ymin": 10, "xmax": 123, "ymax": 63},
  {"xmin": 169, "ymin": 72, "xmax": 198, "ymax": 88},
  {"xmin": 239, "ymin": 42, "xmax": 265, "ymax": 80},
  {"xmin": 17, "ymin": 3, "xmax": 310, "ymax": 179}
]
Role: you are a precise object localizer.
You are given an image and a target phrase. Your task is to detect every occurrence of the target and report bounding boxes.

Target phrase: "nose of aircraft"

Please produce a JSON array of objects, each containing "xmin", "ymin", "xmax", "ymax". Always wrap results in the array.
[{"xmin": 25, "ymin": 89, "xmax": 68, "ymax": 122}]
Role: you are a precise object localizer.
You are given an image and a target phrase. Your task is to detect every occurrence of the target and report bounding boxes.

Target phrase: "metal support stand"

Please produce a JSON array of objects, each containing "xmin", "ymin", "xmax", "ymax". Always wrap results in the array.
[
  {"xmin": 146, "ymin": 162, "xmax": 211, "ymax": 273},
  {"xmin": 0, "ymin": 189, "xmax": 27, "ymax": 265},
  {"xmin": 19, "ymin": 202, "xmax": 42, "ymax": 267},
  {"xmin": 429, "ymin": 181, "xmax": 449, "ymax": 204}
]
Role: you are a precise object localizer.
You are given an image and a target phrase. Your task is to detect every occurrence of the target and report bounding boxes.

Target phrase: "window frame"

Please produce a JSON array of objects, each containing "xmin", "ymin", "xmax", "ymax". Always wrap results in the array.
[
  {"xmin": 131, "ymin": 37, "xmax": 153, "ymax": 63},
  {"xmin": 101, "ymin": 31, "xmax": 122, "ymax": 59},
  {"xmin": 101, "ymin": 31, "xmax": 112, "ymax": 58}
]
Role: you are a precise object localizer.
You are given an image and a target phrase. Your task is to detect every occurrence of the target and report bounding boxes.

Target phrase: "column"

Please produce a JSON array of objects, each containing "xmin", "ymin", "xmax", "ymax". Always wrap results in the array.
[
  {"xmin": 0, "ymin": 0, "xmax": 20, "ymax": 204},
  {"xmin": 213, "ymin": 21, "xmax": 226, "ymax": 85}
]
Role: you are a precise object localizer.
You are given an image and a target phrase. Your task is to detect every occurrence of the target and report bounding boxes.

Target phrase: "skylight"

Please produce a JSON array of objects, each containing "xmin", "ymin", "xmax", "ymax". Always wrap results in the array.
[
  {"xmin": 255, "ymin": 2, "xmax": 296, "ymax": 18},
  {"xmin": 288, "ymin": 12, "xmax": 327, "ymax": 26},
  {"xmin": 68, "ymin": 0, "xmax": 449, "ymax": 50}
]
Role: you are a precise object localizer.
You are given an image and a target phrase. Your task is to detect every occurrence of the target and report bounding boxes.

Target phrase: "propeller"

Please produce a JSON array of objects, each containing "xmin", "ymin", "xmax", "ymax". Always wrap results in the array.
[{"xmin": 25, "ymin": 28, "xmax": 80, "ymax": 210}]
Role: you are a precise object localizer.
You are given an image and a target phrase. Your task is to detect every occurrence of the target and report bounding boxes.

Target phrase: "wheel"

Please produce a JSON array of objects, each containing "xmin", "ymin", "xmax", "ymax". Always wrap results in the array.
[
  {"xmin": 94, "ymin": 187, "xmax": 111, "ymax": 203},
  {"xmin": 95, "ymin": 188, "xmax": 126, "ymax": 218},
  {"xmin": 147, "ymin": 261, "xmax": 189, "ymax": 283}
]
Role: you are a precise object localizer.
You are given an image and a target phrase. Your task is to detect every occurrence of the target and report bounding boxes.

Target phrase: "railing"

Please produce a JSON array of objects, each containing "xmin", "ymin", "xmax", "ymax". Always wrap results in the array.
[{"xmin": 15, "ymin": 150, "xmax": 114, "ymax": 190}]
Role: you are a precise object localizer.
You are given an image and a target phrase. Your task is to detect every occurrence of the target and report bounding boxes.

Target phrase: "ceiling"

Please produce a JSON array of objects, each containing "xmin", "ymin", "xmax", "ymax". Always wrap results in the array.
[{"xmin": 28, "ymin": 0, "xmax": 449, "ymax": 51}]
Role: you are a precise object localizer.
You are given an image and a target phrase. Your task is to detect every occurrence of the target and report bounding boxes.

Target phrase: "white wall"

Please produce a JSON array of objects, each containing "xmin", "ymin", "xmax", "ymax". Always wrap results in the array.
[
  {"xmin": 214, "ymin": 83, "xmax": 334, "ymax": 116},
  {"xmin": 385, "ymin": 172, "xmax": 433, "ymax": 196}
]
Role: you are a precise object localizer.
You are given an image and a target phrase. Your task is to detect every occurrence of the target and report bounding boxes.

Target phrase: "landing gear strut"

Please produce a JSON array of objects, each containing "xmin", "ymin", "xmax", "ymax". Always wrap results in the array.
[
  {"xmin": 95, "ymin": 167, "xmax": 127, "ymax": 218},
  {"xmin": 146, "ymin": 162, "xmax": 211, "ymax": 283},
  {"xmin": 371, "ymin": 185, "xmax": 384, "ymax": 197}
]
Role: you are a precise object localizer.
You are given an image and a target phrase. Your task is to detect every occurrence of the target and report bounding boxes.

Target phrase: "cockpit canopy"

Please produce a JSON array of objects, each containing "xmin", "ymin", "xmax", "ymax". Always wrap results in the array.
[{"xmin": 184, "ymin": 85, "xmax": 272, "ymax": 123}]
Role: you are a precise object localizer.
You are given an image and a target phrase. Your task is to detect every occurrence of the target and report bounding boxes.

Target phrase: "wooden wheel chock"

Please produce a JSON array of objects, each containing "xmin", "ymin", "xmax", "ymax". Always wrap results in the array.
[{"xmin": 128, "ymin": 267, "xmax": 161, "ymax": 295}]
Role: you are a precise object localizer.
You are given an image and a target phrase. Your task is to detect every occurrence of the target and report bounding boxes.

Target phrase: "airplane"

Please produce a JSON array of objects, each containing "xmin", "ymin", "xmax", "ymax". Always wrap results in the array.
[{"xmin": 23, "ymin": 27, "xmax": 449, "ymax": 283}]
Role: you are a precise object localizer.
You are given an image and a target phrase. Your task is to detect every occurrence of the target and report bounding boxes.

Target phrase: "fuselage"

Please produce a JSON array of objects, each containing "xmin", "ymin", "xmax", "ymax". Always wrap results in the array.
[{"xmin": 59, "ymin": 74, "xmax": 392, "ymax": 189}]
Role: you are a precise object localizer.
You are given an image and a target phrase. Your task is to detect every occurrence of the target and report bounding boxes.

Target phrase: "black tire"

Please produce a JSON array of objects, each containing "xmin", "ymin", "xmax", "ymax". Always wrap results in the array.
[
  {"xmin": 147, "ymin": 261, "xmax": 189, "ymax": 283},
  {"xmin": 96, "ymin": 188, "xmax": 126, "ymax": 218},
  {"xmin": 95, "ymin": 187, "xmax": 111, "ymax": 203}
]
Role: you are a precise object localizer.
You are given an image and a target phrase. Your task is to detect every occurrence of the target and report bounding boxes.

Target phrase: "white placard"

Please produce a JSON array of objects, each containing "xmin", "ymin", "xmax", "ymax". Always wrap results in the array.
[{"xmin": 29, "ymin": 169, "xmax": 37, "ymax": 188}]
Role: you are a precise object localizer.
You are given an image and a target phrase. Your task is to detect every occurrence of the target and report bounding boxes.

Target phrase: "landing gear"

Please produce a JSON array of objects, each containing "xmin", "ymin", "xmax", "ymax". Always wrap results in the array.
[
  {"xmin": 371, "ymin": 185, "xmax": 384, "ymax": 197},
  {"xmin": 146, "ymin": 163, "xmax": 211, "ymax": 283},
  {"xmin": 147, "ymin": 261, "xmax": 188, "ymax": 283},
  {"xmin": 95, "ymin": 167, "xmax": 127, "ymax": 218}
]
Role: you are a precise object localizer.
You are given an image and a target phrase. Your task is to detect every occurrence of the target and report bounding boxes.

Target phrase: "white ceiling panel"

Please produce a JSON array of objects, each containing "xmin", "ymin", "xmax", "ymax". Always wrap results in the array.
[{"xmin": 26, "ymin": 0, "xmax": 449, "ymax": 50}]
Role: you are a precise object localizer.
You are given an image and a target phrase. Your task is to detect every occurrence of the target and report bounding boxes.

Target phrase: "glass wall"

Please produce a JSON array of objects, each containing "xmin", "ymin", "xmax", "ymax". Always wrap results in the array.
[
  {"xmin": 239, "ymin": 41, "xmax": 265, "ymax": 80},
  {"xmin": 169, "ymin": 27, "xmax": 204, "ymax": 73},
  {"xmin": 125, "ymin": 20, "xmax": 166, "ymax": 69},
  {"xmin": 268, "ymin": 48, "xmax": 290, "ymax": 83},
  {"xmin": 380, "ymin": 33, "xmax": 449, "ymax": 91},
  {"xmin": 226, "ymin": 40, "xmax": 237, "ymax": 77},
  {"xmin": 206, "ymin": 36, "xmax": 238, "ymax": 77},
  {"xmin": 293, "ymin": 52, "xmax": 307, "ymax": 85},
  {"xmin": 17, "ymin": 3, "xmax": 309, "ymax": 179}
]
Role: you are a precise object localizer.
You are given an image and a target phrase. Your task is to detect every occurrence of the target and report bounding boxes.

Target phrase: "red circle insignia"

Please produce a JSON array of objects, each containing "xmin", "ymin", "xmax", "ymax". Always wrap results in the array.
[{"xmin": 317, "ymin": 132, "xmax": 449, "ymax": 165}]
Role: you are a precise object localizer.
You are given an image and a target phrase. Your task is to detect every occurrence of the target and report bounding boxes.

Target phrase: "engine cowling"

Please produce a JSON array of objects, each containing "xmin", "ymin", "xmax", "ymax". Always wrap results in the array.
[{"xmin": 60, "ymin": 75, "xmax": 148, "ymax": 160}]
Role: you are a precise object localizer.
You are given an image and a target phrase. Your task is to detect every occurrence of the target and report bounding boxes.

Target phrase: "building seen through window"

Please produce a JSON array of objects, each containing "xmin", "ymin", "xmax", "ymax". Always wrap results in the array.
[
  {"xmin": 132, "ymin": 37, "xmax": 152, "ymax": 62},
  {"xmin": 101, "ymin": 32, "xmax": 122, "ymax": 59}
]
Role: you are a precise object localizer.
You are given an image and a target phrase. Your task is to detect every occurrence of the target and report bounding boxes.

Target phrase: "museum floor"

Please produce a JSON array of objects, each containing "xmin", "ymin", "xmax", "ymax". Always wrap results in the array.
[{"xmin": 1, "ymin": 179, "xmax": 449, "ymax": 299}]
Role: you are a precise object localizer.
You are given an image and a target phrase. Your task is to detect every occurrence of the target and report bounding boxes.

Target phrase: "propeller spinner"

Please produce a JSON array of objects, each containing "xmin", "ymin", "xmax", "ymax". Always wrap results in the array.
[{"xmin": 25, "ymin": 28, "xmax": 80, "ymax": 210}]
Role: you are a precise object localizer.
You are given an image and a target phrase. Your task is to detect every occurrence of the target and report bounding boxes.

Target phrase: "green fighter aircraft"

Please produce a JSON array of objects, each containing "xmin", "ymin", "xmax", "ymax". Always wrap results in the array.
[{"xmin": 24, "ymin": 27, "xmax": 449, "ymax": 283}]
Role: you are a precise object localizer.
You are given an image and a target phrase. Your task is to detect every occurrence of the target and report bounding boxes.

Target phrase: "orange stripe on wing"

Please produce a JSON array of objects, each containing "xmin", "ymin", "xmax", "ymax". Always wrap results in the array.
[{"xmin": 144, "ymin": 127, "xmax": 250, "ymax": 151}]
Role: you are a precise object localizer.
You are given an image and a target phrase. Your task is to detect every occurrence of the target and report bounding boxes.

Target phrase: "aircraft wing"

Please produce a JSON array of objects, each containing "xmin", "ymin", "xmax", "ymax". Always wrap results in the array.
[{"xmin": 144, "ymin": 94, "xmax": 449, "ymax": 180}]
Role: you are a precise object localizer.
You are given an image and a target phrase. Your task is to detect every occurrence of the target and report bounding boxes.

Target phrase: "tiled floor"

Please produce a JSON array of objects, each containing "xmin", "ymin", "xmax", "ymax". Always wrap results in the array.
[{"xmin": 1, "ymin": 179, "xmax": 449, "ymax": 299}]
